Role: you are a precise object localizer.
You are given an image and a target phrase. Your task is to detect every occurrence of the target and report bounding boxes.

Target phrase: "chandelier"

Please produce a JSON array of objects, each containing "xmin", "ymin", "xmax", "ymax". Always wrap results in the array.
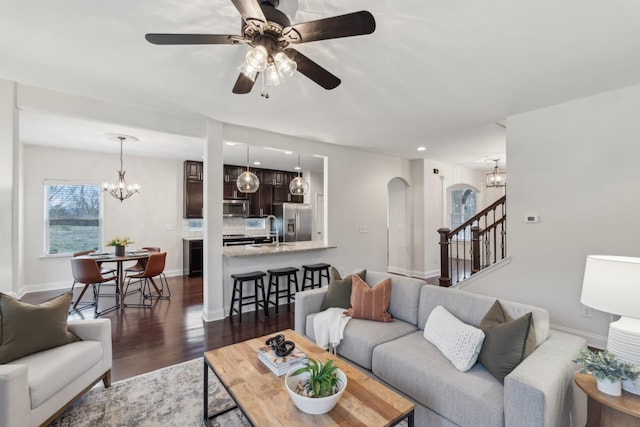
[
  {"xmin": 237, "ymin": 145, "xmax": 260, "ymax": 193},
  {"xmin": 289, "ymin": 153, "xmax": 309, "ymax": 196},
  {"xmin": 102, "ymin": 134, "xmax": 140, "ymax": 202},
  {"xmin": 486, "ymin": 159, "xmax": 507, "ymax": 188},
  {"xmin": 238, "ymin": 46, "xmax": 297, "ymax": 98}
]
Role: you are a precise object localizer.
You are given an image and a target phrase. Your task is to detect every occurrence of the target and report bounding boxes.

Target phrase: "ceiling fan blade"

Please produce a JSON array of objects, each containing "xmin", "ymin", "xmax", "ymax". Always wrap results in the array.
[
  {"xmin": 231, "ymin": 0, "xmax": 266, "ymax": 23},
  {"xmin": 232, "ymin": 73, "xmax": 258, "ymax": 94},
  {"xmin": 284, "ymin": 48, "xmax": 340, "ymax": 90},
  {"xmin": 145, "ymin": 34, "xmax": 238, "ymax": 45},
  {"xmin": 284, "ymin": 11, "xmax": 375, "ymax": 44}
]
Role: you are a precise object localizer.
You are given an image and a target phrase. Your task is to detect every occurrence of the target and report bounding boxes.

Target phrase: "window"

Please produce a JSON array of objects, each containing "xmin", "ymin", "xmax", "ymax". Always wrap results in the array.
[
  {"xmin": 450, "ymin": 187, "xmax": 477, "ymax": 239},
  {"xmin": 44, "ymin": 182, "xmax": 103, "ymax": 255}
]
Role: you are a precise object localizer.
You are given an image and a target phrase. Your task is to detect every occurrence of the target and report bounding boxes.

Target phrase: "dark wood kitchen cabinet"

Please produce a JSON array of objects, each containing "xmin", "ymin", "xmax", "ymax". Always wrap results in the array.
[
  {"xmin": 184, "ymin": 160, "xmax": 203, "ymax": 218},
  {"xmin": 223, "ymin": 165, "xmax": 248, "ymax": 200},
  {"xmin": 249, "ymin": 184, "xmax": 273, "ymax": 217},
  {"xmin": 183, "ymin": 239, "xmax": 203, "ymax": 277}
]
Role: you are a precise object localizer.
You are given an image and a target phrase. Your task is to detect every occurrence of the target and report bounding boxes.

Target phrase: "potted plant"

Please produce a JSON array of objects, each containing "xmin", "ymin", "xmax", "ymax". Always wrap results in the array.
[
  {"xmin": 284, "ymin": 358, "xmax": 347, "ymax": 414},
  {"xmin": 106, "ymin": 236, "xmax": 134, "ymax": 256},
  {"xmin": 574, "ymin": 348, "xmax": 639, "ymax": 396}
]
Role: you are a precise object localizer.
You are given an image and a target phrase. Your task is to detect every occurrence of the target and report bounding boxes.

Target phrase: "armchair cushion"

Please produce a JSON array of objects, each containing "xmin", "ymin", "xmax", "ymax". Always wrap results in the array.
[{"xmin": 0, "ymin": 292, "xmax": 80, "ymax": 364}]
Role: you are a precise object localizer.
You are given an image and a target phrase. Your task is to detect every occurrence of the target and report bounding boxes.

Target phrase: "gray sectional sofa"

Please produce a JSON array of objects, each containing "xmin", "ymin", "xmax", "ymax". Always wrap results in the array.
[{"xmin": 295, "ymin": 271, "xmax": 587, "ymax": 427}]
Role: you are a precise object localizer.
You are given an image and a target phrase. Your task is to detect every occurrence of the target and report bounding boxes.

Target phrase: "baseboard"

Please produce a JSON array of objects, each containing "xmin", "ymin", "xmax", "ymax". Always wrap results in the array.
[
  {"xmin": 201, "ymin": 307, "xmax": 225, "ymax": 322},
  {"xmin": 551, "ymin": 323, "xmax": 607, "ymax": 349}
]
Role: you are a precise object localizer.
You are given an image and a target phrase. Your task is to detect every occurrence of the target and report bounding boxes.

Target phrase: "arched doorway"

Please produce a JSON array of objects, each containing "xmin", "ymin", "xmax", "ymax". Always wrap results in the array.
[{"xmin": 387, "ymin": 177, "xmax": 410, "ymax": 275}]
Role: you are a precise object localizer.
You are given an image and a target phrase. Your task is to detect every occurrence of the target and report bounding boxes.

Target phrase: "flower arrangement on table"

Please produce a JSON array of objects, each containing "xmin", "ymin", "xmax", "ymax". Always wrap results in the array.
[
  {"xmin": 106, "ymin": 236, "xmax": 134, "ymax": 256},
  {"xmin": 573, "ymin": 348, "xmax": 639, "ymax": 396},
  {"xmin": 106, "ymin": 236, "xmax": 135, "ymax": 247}
]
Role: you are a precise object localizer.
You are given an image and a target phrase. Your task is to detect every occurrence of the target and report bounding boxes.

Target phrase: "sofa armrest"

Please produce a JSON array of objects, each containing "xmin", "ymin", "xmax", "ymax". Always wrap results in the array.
[
  {"xmin": 68, "ymin": 318, "xmax": 113, "ymax": 371},
  {"xmin": 0, "ymin": 364, "xmax": 32, "ymax": 427},
  {"xmin": 504, "ymin": 330, "xmax": 586, "ymax": 427},
  {"xmin": 294, "ymin": 288, "xmax": 328, "ymax": 337}
]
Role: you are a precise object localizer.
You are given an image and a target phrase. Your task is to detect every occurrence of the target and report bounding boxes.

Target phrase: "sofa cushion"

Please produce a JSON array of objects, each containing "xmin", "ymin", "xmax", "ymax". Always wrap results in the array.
[
  {"xmin": 335, "ymin": 318, "xmax": 417, "ymax": 369},
  {"xmin": 320, "ymin": 268, "xmax": 366, "ymax": 311},
  {"xmin": 0, "ymin": 292, "xmax": 81, "ymax": 364},
  {"xmin": 373, "ymin": 331, "xmax": 504, "ymax": 427},
  {"xmin": 344, "ymin": 276, "xmax": 393, "ymax": 322},
  {"xmin": 16, "ymin": 340, "xmax": 103, "ymax": 408},
  {"xmin": 365, "ymin": 272, "xmax": 425, "ymax": 325},
  {"xmin": 423, "ymin": 305, "xmax": 485, "ymax": 372},
  {"xmin": 417, "ymin": 286, "xmax": 550, "ymax": 345}
]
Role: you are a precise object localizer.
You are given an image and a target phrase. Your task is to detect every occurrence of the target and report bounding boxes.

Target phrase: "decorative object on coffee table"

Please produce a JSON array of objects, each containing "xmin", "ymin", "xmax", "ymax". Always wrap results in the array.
[
  {"xmin": 106, "ymin": 236, "xmax": 134, "ymax": 256},
  {"xmin": 285, "ymin": 358, "xmax": 347, "ymax": 414},
  {"xmin": 574, "ymin": 348, "xmax": 639, "ymax": 396}
]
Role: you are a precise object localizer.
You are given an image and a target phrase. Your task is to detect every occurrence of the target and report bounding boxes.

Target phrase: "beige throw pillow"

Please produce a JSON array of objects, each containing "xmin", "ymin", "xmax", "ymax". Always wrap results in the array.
[{"xmin": 0, "ymin": 292, "xmax": 81, "ymax": 364}]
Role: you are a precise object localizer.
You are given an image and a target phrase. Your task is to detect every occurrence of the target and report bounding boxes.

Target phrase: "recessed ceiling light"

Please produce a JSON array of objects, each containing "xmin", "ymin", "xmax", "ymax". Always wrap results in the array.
[
  {"xmin": 417, "ymin": 146, "xmax": 426, "ymax": 151},
  {"xmin": 284, "ymin": 151, "xmax": 293, "ymax": 155},
  {"xmin": 294, "ymin": 166, "xmax": 301, "ymax": 171},
  {"xmin": 225, "ymin": 141, "xmax": 237, "ymax": 146},
  {"xmin": 253, "ymin": 161, "xmax": 261, "ymax": 166}
]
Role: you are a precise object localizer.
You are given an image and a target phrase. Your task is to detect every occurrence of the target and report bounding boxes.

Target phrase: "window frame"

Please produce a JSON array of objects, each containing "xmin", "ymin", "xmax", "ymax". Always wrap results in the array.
[
  {"xmin": 43, "ymin": 179, "xmax": 105, "ymax": 257},
  {"xmin": 449, "ymin": 185, "xmax": 478, "ymax": 241}
]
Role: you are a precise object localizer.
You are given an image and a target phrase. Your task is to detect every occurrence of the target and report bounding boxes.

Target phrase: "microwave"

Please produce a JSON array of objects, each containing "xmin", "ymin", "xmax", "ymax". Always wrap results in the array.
[{"xmin": 223, "ymin": 200, "xmax": 249, "ymax": 217}]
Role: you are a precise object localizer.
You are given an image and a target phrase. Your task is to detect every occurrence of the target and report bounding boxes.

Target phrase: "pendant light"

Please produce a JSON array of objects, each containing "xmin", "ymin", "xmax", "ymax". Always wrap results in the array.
[
  {"xmin": 289, "ymin": 153, "xmax": 309, "ymax": 196},
  {"xmin": 237, "ymin": 145, "xmax": 260, "ymax": 193},
  {"xmin": 486, "ymin": 159, "xmax": 507, "ymax": 188},
  {"xmin": 102, "ymin": 134, "xmax": 140, "ymax": 202}
]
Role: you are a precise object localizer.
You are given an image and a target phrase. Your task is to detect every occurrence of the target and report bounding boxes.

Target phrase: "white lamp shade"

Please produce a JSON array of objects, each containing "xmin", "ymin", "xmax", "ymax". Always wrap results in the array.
[{"xmin": 581, "ymin": 255, "xmax": 640, "ymax": 318}]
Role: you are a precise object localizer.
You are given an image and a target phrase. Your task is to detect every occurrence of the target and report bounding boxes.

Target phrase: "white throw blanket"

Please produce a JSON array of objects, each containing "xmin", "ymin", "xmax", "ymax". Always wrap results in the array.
[{"xmin": 313, "ymin": 307, "xmax": 351, "ymax": 353}]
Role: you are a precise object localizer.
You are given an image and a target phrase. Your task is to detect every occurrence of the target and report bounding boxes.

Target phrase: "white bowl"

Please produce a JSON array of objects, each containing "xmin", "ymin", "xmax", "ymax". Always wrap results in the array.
[{"xmin": 284, "ymin": 368, "xmax": 347, "ymax": 415}]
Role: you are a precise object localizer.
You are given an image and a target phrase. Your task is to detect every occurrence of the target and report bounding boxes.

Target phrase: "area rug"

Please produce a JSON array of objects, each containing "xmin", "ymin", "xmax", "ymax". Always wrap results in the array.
[{"xmin": 48, "ymin": 358, "xmax": 249, "ymax": 427}]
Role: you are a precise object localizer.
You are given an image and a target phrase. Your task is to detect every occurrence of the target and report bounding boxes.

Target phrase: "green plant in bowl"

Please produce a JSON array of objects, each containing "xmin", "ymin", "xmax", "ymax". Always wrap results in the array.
[
  {"xmin": 290, "ymin": 358, "xmax": 343, "ymax": 398},
  {"xmin": 573, "ymin": 349, "xmax": 639, "ymax": 381}
]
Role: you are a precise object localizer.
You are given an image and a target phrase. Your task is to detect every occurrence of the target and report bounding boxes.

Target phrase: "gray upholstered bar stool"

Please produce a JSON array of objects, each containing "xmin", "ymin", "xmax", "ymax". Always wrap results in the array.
[
  {"xmin": 230, "ymin": 271, "xmax": 268, "ymax": 322},
  {"xmin": 301, "ymin": 263, "xmax": 331, "ymax": 290},
  {"xmin": 266, "ymin": 267, "xmax": 299, "ymax": 313}
]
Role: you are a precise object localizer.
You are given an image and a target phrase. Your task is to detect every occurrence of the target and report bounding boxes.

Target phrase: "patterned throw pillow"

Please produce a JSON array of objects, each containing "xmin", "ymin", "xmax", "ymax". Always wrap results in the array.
[
  {"xmin": 0, "ymin": 292, "xmax": 81, "ymax": 364},
  {"xmin": 320, "ymin": 268, "xmax": 366, "ymax": 310},
  {"xmin": 423, "ymin": 305, "xmax": 485, "ymax": 372},
  {"xmin": 344, "ymin": 275, "xmax": 393, "ymax": 322}
]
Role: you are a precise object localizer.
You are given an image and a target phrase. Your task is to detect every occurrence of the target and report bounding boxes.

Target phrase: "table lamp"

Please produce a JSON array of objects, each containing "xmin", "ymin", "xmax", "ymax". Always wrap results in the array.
[{"xmin": 580, "ymin": 255, "xmax": 640, "ymax": 395}]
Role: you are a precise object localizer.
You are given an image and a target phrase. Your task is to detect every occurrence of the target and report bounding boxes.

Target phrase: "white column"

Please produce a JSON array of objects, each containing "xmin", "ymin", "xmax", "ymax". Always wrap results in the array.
[
  {"xmin": 0, "ymin": 80, "xmax": 17, "ymax": 293},
  {"xmin": 202, "ymin": 119, "xmax": 224, "ymax": 321}
]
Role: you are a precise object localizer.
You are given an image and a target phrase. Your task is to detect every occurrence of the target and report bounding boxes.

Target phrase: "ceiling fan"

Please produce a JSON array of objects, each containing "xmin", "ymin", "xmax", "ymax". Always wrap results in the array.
[{"xmin": 145, "ymin": 0, "xmax": 376, "ymax": 96}]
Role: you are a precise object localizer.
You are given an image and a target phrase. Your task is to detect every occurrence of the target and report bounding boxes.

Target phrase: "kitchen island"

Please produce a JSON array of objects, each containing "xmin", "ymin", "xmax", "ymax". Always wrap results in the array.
[{"xmin": 222, "ymin": 240, "xmax": 336, "ymax": 318}]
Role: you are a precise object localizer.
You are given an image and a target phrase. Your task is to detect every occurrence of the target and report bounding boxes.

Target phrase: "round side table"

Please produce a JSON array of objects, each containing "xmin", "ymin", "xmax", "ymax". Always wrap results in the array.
[{"xmin": 574, "ymin": 373, "xmax": 640, "ymax": 427}]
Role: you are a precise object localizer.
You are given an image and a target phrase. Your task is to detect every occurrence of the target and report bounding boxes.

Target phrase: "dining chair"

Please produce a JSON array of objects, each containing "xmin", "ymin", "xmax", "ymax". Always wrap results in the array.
[
  {"xmin": 124, "ymin": 246, "xmax": 161, "ymax": 275},
  {"xmin": 124, "ymin": 252, "xmax": 170, "ymax": 308},
  {"xmin": 70, "ymin": 250, "xmax": 116, "ymax": 309},
  {"xmin": 70, "ymin": 258, "xmax": 119, "ymax": 317}
]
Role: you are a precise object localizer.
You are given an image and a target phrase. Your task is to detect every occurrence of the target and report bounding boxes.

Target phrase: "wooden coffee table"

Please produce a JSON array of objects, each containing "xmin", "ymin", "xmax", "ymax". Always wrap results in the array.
[{"xmin": 203, "ymin": 329, "xmax": 415, "ymax": 427}]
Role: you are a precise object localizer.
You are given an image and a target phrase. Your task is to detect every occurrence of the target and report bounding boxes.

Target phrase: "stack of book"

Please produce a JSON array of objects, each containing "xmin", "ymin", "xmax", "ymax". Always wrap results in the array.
[{"xmin": 258, "ymin": 346, "xmax": 308, "ymax": 376}]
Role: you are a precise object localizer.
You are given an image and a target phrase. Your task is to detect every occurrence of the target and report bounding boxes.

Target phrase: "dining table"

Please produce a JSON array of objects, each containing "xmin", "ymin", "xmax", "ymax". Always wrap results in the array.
[{"xmin": 81, "ymin": 251, "xmax": 151, "ymax": 311}]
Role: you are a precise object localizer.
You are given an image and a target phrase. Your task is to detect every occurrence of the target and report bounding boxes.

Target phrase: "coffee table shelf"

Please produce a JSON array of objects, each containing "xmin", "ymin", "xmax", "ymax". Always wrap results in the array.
[{"xmin": 203, "ymin": 329, "xmax": 414, "ymax": 427}]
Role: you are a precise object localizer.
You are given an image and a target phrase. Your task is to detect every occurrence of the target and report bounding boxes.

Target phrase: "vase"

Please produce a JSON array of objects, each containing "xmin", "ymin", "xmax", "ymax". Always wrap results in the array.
[
  {"xmin": 597, "ymin": 377, "xmax": 622, "ymax": 396},
  {"xmin": 114, "ymin": 245, "xmax": 125, "ymax": 257},
  {"xmin": 284, "ymin": 368, "xmax": 347, "ymax": 415}
]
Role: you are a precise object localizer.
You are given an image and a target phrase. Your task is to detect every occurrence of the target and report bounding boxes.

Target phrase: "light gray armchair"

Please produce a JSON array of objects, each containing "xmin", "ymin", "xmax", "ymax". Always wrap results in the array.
[{"xmin": 0, "ymin": 318, "xmax": 112, "ymax": 427}]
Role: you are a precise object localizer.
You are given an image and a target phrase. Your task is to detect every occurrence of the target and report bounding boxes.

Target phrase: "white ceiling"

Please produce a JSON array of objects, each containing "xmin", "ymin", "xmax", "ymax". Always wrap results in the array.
[{"xmin": 5, "ymin": 0, "xmax": 640, "ymax": 171}]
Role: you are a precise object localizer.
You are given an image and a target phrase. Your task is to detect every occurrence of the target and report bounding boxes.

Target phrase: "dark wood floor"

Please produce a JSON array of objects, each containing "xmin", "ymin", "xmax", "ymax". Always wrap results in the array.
[{"xmin": 25, "ymin": 276, "xmax": 295, "ymax": 382}]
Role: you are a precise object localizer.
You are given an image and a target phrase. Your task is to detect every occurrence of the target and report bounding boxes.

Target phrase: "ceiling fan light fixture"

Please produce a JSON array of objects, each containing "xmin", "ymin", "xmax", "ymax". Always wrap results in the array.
[
  {"xmin": 273, "ymin": 52, "xmax": 296, "ymax": 79},
  {"xmin": 265, "ymin": 63, "xmax": 281, "ymax": 86},
  {"xmin": 238, "ymin": 61, "xmax": 259, "ymax": 82},
  {"xmin": 245, "ymin": 46, "xmax": 268, "ymax": 71}
]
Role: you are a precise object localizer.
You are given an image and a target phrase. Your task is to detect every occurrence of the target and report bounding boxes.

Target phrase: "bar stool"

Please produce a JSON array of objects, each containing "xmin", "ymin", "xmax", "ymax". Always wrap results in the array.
[
  {"xmin": 301, "ymin": 263, "xmax": 331, "ymax": 290},
  {"xmin": 230, "ymin": 271, "xmax": 268, "ymax": 322},
  {"xmin": 266, "ymin": 267, "xmax": 299, "ymax": 313}
]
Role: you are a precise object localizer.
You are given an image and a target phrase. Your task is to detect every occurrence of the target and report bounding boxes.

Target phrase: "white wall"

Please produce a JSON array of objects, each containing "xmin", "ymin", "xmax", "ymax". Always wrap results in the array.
[
  {"xmin": 464, "ymin": 83, "xmax": 640, "ymax": 347},
  {"xmin": 21, "ymin": 144, "xmax": 185, "ymax": 293},
  {"xmin": 388, "ymin": 177, "xmax": 410, "ymax": 275},
  {"xmin": 0, "ymin": 80, "xmax": 17, "ymax": 292}
]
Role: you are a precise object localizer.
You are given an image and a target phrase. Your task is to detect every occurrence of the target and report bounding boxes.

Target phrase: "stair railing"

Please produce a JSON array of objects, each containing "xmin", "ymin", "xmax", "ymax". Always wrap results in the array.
[{"xmin": 438, "ymin": 195, "xmax": 506, "ymax": 286}]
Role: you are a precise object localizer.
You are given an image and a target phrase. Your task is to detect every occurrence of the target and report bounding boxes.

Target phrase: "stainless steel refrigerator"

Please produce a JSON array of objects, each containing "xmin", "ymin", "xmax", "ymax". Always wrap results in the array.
[{"xmin": 272, "ymin": 203, "xmax": 312, "ymax": 242}]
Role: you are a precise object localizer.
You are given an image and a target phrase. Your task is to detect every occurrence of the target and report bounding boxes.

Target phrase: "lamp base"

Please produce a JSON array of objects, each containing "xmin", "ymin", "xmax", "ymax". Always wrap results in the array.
[{"xmin": 606, "ymin": 317, "xmax": 640, "ymax": 395}]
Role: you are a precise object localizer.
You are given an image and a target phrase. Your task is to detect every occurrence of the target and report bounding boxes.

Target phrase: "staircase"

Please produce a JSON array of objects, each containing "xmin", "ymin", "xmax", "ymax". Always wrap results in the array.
[{"xmin": 437, "ymin": 196, "xmax": 506, "ymax": 286}]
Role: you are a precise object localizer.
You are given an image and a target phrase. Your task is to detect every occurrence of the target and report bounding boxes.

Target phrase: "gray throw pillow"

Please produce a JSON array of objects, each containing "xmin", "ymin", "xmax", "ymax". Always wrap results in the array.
[
  {"xmin": 320, "ymin": 267, "xmax": 366, "ymax": 310},
  {"xmin": 478, "ymin": 300, "xmax": 535, "ymax": 383},
  {"xmin": 0, "ymin": 292, "xmax": 81, "ymax": 364}
]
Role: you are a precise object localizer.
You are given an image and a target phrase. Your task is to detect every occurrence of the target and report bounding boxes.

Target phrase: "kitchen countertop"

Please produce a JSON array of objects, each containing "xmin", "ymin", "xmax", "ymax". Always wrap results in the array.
[{"xmin": 223, "ymin": 240, "xmax": 336, "ymax": 257}]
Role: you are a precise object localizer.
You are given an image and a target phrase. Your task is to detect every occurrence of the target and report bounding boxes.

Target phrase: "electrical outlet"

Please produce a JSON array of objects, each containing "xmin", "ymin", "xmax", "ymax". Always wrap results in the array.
[{"xmin": 582, "ymin": 305, "xmax": 592, "ymax": 318}]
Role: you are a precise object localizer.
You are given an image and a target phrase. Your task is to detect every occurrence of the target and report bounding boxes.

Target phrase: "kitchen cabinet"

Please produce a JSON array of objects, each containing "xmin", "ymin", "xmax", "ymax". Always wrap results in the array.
[
  {"xmin": 249, "ymin": 184, "xmax": 273, "ymax": 217},
  {"xmin": 184, "ymin": 160, "xmax": 204, "ymax": 218},
  {"xmin": 273, "ymin": 184, "xmax": 304, "ymax": 203},
  {"xmin": 223, "ymin": 165, "xmax": 249, "ymax": 200},
  {"xmin": 183, "ymin": 239, "xmax": 203, "ymax": 276}
]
